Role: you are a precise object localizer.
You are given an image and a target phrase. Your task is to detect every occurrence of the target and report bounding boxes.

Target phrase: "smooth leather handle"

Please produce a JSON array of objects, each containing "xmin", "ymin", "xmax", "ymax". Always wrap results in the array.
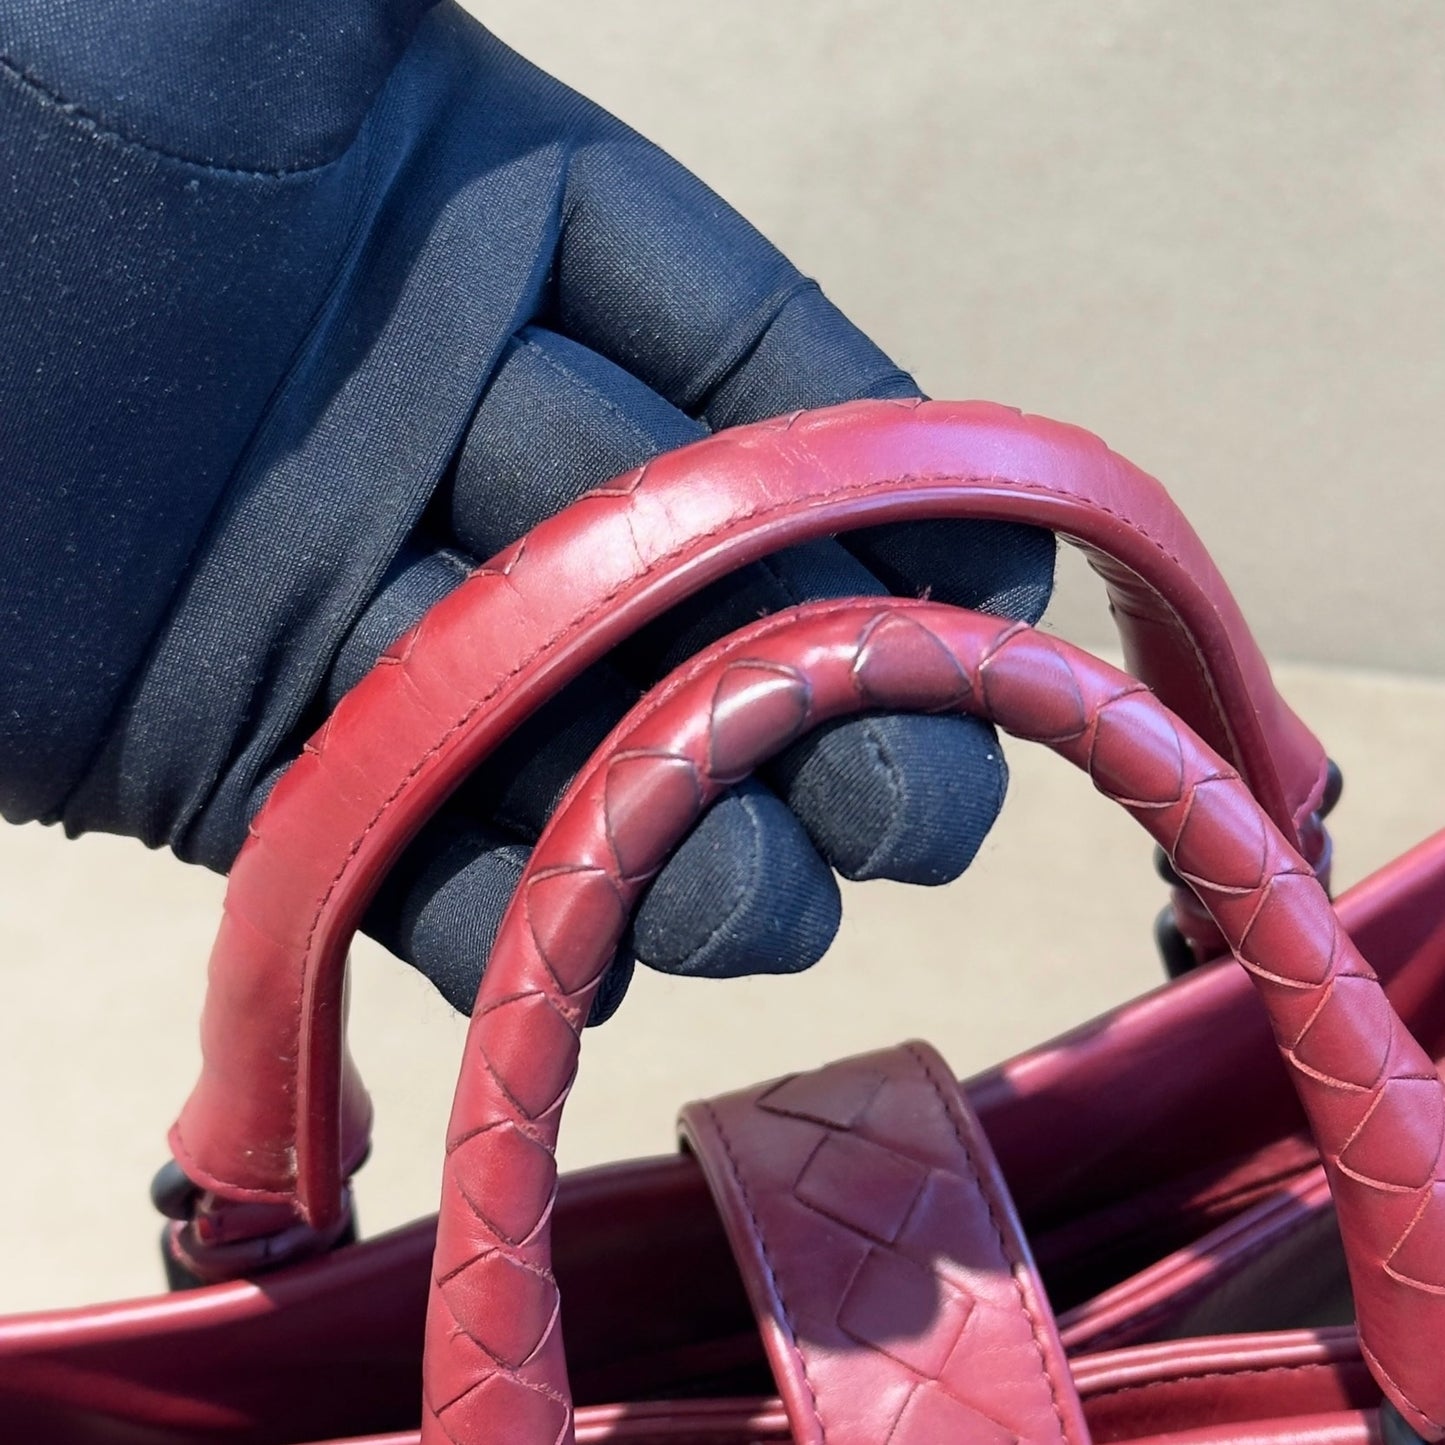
[
  {"xmin": 418, "ymin": 598, "xmax": 1445, "ymax": 1445},
  {"xmin": 172, "ymin": 399, "xmax": 1330, "ymax": 1243}
]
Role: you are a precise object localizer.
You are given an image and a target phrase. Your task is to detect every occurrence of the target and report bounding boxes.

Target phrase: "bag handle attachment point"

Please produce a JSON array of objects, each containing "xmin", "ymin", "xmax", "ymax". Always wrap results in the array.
[{"xmin": 149, "ymin": 1158, "xmax": 359, "ymax": 1288}]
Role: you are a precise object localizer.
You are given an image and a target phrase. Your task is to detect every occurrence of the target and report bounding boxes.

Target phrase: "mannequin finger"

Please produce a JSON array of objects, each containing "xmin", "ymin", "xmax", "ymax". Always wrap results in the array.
[
  {"xmin": 552, "ymin": 128, "xmax": 918, "ymax": 427},
  {"xmin": 843, "ymin": 518, "xmax": 1056, "ymax": 629},
  {"xmin": 609, "ymin": 532, "xmax": 1014, "ymax": 888},
  {"xmin": 632, "ymin": 779, "xmax": 842, "ymax": 980},
  {"xmin": 547, "ymin": 135, "xmax": 1056, "ymax": 629}
]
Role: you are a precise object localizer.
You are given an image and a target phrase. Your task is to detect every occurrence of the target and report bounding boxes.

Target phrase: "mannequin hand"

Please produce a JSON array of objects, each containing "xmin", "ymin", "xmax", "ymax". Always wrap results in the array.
[{"xmin": 0, "ymin": 1, "xmax": 1053, "ymax": 1017}]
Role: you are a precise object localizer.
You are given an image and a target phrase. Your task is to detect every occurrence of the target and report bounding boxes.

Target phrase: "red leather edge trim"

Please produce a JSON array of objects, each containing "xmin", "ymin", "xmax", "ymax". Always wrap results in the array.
[
  {"xmin": 1122, "ymin": 1412, "xmax": 1378, "ymax": 1445},
  {"xmin": 1071, "ymin": 1327, "xmax": 1367, "ymax": 1401},
  {"xmin": 1058, "ymin": 1166, "xmax": 1337, "ymax": 1352}
]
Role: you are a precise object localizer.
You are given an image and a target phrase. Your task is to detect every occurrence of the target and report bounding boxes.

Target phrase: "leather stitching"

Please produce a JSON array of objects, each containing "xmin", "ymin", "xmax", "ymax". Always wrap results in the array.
[
  {"xmin": 387, "ymin": 598, "xmax": 1432, "ymax": 1438},
  {"xmin": 184, "ymin": 402, "xmax": 1331, "ymax": 1199},
  {"xmin": 1360, "ymin": 1342, "xmax": 1437, "ymax": 1432},
  {"xmin": 905, "ymin": 1043, "xmax": 1074, "ymax": 1445},
  {"xmin": 291, "ymin": 453, "xmax": 1255, "ymax": 1021},
  {"xmin": 695, "ymin": 1044, "xmax": 1080, "ymax": 1443},
  {"xmin": 700, "ymin": 1099, "xmax": 831, "ymax": 1443},
  {"xmin": 1081, "ymin": 1359, "xmax": 1358, "ymax": 1404},
  {"xmin": 185, "ymin": 405, "xmax": 1421, "ymax": 1437}
]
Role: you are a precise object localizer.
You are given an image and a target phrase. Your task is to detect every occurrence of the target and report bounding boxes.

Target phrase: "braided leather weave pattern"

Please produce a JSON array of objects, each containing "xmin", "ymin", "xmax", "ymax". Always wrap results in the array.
[
  {"xmin": 422, "ymin": 598, "xmax": 1445, "ymax": 1444},
  {"xmin": 174, "ymin": 399, "xmax": 1330, "ymax": 1229},
  {"xmin": 679, "ymin": 1042, "xmax": 1090, "ymax": 1445}
]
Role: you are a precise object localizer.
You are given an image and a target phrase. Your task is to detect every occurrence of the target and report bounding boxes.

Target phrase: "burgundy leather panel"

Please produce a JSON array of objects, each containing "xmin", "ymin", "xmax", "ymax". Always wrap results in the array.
[
  {"xmin": 0, "ymin": 1219, "xmax": 436, "ymax": 1444},
  {"xmin": 332, "ymin": 1399, "xmax": 795, "ymax": 1445},
  {"xmin": 1059, "ymin": 1166, "xmax": 1337, "ymax": 1352},
  {"xmin": 90, "ymin": 822, "xmax": 1434, "ymax": 1438},
  {"xmin": 0, "ymin": 1215, "xmax": 1375, "ymax": 1445},
  {"xmin": 0, "ymin": 1162, "xmax": 761, "ymax": 1443},
  {"xmin": 970, "ymin": 826, "xmax": 1445, "ymax": 1276},
  {"xmin": 1074, "ymin": 1330, "xmax": 1378, "ymax": 1443},
  {"xmin": 22, "ymin": 833, "xmax": 1445, "ymax": 1437},
  {"xmin": 174, "ymin": 400, "xmax": 1330, "ymax": 1232},
  {"xmin": 1123, "ymin": 1414, "xmax": 1377, "ymax": 1445},
  {"xmin": 680, "ymin": 1042, "xmax": 1087, "ymax": 1445},
  {"xmin": 411, "ymin": 600, "xmax": 1442, "ymax": 1442}
]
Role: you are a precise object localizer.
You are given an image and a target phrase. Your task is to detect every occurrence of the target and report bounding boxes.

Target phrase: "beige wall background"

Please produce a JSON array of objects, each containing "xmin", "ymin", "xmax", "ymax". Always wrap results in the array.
[{"xmin": 471, "ymin": 0, "xmax": 1444, "ymax": 675}]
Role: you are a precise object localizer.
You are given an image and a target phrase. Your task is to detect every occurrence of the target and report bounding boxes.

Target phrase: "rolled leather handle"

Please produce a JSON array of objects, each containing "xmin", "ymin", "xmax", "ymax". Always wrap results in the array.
[
  {"xmin": 171, "ymin": 399, "xmax": 1330, "ymax": 1232},
  {"xmin": 419, "ymin": 598, "xmax": 1445, "ymax": 1445}
]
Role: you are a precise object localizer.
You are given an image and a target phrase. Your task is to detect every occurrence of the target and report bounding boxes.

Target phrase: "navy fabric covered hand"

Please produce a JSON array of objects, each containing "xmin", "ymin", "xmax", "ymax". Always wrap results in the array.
[{"xmin": 0, "ymin": 1, "xmax": 1053, "ymax": 1018}]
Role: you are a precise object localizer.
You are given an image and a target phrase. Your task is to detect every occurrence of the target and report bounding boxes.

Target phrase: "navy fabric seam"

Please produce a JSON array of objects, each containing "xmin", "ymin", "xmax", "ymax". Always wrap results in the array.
[
  {"xmin": 434, "ymin": 549, "xmax": 478, "ymax": 584},
  {"xmin": 0, "ymin": 48, "xmax": 350, "ymax": 178},
  {"xmin": 849, "ymin": 718, "xmax": 906, "ymax": 880},
  {"xmin": 645, "ymin": 793, "xmax": 755, "ymax": 971},
  {"xmin": 516, "ymin": 331, "xmax": 666, "ymax": 457},
  {"xmin": 685, "ymin": 273, "xmax": 820, "ymax": 418}
]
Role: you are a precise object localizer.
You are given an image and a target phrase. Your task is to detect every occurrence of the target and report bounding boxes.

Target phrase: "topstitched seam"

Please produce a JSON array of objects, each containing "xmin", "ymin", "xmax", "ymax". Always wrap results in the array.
[
  {"xmin": 702, "ymin": 1099, "xmax": 830, "ymax": 1442},
  {"xmin": 905, "ymin": 1042, "xmax": 1075, "ymax": 1445},
  {"xmin": 1359, "ymin": 1338, "xmax": 1443, "ymax": 1435},
  {"xmin": 851, "ymin": 720, "xmax": 906, "ymax": 879},
  {"xmin": 188, "ymin": 430, "xmax": 1425, "ymax": 1416},
  {"xmin": 0, "ymin": 49, "xmax": 345, "ymax": 177},
  {"xmin": 517, "ymin": 332, "xmax": 689, "ymax": 459},
  {"xmin": 670, "ymin": 790, "xmax": 765, "ymax": 970},
  {"xmin": 1081, "ymin": 1359, "xmax": 1349, "ymax": 1403},
  {"xmin": 204, "ymin": 481, "xmax": 1189, "ymax": 1180}
]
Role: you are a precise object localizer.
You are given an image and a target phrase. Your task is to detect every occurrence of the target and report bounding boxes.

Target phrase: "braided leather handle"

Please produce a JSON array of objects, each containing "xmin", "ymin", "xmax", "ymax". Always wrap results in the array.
[
  {"xmin": 173, "ymin": 399, "xmax": 1331, "ymax": 1237},
  {"xmin": 421, "ymin": 598, "xmax": 1444, "ymax": 1444}
]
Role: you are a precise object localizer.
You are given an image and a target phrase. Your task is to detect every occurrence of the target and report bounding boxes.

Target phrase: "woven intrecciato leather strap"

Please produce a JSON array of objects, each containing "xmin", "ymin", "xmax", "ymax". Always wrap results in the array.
[
  {"xmin": 680, "ymin": 1042, "xmax": 1090, "ymax": 1445},
  {"xmin": 419, "ymin": 599, "xmax": 1445, "ymax": 1444}
]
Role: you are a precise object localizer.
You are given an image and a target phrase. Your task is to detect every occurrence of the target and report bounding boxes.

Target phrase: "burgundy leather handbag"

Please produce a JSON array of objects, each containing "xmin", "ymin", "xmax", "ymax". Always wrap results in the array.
[{"xmin": 4, "ymin": 400, "xmax": 1443, "ymax": 1445}]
